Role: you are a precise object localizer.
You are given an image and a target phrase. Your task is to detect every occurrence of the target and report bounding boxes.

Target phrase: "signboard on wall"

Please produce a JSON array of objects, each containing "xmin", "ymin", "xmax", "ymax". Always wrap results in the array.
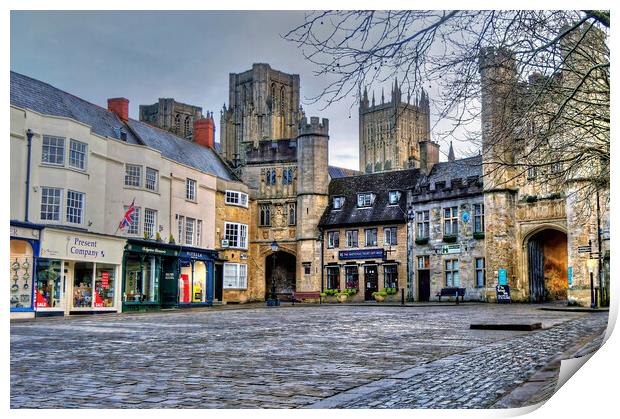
[
  {"xmin": 498, "ymin": 268, "xmax": 507, "ymax": 286},
  {"xmin": 568, "ymin": 266, "xmax": 573, "ymax": 287},
  {"xmin": 339, "ymin": 248, "xmax": 385, "ymax": 260},
  {"xmin": 39, "ymin": 229, "xmax": 125, "ymax": 264},
  {"xmin": 441, "ymin": 244, "xmax": 461, "ymax": 255}
]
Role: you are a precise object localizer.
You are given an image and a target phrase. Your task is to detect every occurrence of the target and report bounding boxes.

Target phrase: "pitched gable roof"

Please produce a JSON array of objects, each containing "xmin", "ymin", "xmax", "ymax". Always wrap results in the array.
[{"xmin": 10, "ymin": 71, "xmax": 236, "ymax": 181}]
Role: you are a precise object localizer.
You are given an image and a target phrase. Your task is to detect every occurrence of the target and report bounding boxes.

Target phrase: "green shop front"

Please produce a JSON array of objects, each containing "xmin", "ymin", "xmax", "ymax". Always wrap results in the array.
[{"xmin": 122, "ymin": 239, "xmax": 217, "ymax": 312}]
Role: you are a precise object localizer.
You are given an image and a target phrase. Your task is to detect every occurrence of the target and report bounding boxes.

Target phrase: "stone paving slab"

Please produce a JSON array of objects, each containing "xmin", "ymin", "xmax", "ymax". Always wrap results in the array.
[{"xmin": 10, "ymin": 304, "xmax": 607, "ymax": 409}]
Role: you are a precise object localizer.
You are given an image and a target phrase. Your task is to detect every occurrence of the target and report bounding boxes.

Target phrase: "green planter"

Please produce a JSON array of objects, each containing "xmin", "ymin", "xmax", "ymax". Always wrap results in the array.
[
  {"xmin": 473, "ymin": 232, "xmax": 485, "ymax": 240},
  {"xmin": 443, "ymin": 235, "xmax": 458, "ymax": 243},
  {"xmin": 415, "ymin": 237, "xmax": 429, "ymax": 245}
]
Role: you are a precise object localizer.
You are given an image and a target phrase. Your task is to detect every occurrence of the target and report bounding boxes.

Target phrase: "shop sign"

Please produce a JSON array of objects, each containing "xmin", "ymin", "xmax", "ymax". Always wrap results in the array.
[
  {"xmin": 127, "ymin": 243, "xmax": 179, "ymax": 257},
  {"xmin": 339, "ymin": 248, "xmax": 384, "ymax": 260},
  {"xmin": 40, "ymin": 231, "xmax": 124, "ymax": 264},
  {"xmin": 179, "ymin": 250, "xmax": 211, "ymax": 261},
  {"xmin": 568, "ymin": 266, "xmax": 573, "ymax": 287},
  {"xmin": 441, "ymin": 244, "xmax": 461, "ymax": 254},
  {"xmin": 10, "ymin": 225, "xmax": 40, "ymax": 240}
]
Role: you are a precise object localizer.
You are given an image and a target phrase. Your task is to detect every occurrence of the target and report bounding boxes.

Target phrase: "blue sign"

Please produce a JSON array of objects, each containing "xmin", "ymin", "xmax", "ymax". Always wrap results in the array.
[
  {"xmin": 568, "ymin": 266, "xmax": 573, "ymax": 287},
  {"xmin": 498, "ymin": 268, "xmax": 507, "ymax": 286},
  {"xmin": 339, "ymin": 248, "xmax": 385, "ymax": 260},
  {"xmin": 461, "ymin": 211, "xmax": 470, "ymax": 223}
]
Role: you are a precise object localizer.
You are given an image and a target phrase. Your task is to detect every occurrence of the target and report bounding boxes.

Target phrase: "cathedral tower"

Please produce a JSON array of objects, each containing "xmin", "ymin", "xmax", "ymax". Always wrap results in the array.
[
  {"xmin": 220, "ymin": 63, "xmax": 302, "ymax": 164},
  {"xmin": 359, "ymin": 79, "xmax": 435, "ymax": 173}
]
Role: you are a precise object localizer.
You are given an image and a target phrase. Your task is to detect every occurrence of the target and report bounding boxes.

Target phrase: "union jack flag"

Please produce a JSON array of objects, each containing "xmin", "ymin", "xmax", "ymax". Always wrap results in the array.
[{"xmin": 119, "ymin": 198, "xmax": 136, "ymax": 230}]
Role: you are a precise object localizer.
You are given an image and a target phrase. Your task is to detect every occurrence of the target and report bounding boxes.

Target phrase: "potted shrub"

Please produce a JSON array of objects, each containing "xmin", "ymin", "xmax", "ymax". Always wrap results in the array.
[
  {"xmin": 372, "ymin": 291, "xmax": 387, "ymax": 302},
  {"xmin": 337, "ymin": 292, "xmax": 348, "ymax": 303}
]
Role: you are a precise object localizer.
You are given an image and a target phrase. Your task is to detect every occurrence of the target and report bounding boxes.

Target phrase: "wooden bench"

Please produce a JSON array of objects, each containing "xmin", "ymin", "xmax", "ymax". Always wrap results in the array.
[
  {"xmin": 292, "ymin": 291, "xmax": 321, "ymax": 304},
  {"xmin": 437, "ymin": 287, "xmax": 466, "ymax": 303}
]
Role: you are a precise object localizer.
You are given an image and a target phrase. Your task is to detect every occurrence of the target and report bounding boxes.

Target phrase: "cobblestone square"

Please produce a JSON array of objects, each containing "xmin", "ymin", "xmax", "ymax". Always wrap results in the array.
[{"xmin": 10, "ymin": 304, "xmax": 608, "ymax": 409}]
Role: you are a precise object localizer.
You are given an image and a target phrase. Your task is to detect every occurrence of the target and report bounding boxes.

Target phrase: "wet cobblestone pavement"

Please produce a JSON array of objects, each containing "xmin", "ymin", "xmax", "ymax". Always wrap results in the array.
[{"xmin": 10, "ymin": 304, "xmax": 608, "ymax": 409}]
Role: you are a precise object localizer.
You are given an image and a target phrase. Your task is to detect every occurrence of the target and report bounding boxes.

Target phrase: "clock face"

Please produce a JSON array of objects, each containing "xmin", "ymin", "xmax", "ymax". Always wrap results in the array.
[{"xmin": 461, "ymin": 211, "xmax": 470, "ymax": 223}]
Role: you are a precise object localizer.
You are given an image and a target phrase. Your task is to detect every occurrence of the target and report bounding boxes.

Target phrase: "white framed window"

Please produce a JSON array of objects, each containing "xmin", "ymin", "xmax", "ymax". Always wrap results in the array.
[
  {"xmin": 384, "ymin": 226, "xmax": 398, "ymax": 245},
  {"xmin": 357, "ymin": 192, "xmax": 374, "ymax": 207},
  {"xmin": 445, "ymin": 259, "xmax": 459, "ymax": 287},
  {"xmin": 125, "ymin": 206, "xmax": 141, "ymax": 235},
  {"xmin": 144, "ymin": 208, "xmax": 157, "ymax": 239},
  {"xmin": 416, "ymin": 210, "xmax": 430, "ymax": 239},
  {"xmin": 443, "ymin": 207, "xmax": 459, "ymax": 236},
  {"xmin": 333, "ymin": 196, "xmax": 345, "ymax": 209},
  {"xmin": 196, "ymin": 220, "xmax": 202, "ymax": 247},
  {"xmin": 224, "ymin": 222, "xmax": 248, "ymax": 249},
  {"xmin": 186, "ymin": 178, "xmax": 197, "ymax": 201},
  {"xmin": 225, "ymin": 190, "xmax": 249, "ymax": 208},
  {"xmin": 66, "ymin": 190, "xmax": 85, "ymax": 224},
  {"xmin": 68, "ymin": 139, "xmax": 88, "ymax": 170},
  {"xmin": 327, "ymin": 231, "xmax": 340, "ymax": 249},
  {"xmin": 185, "ymin": 217, "xmax": 195, "ymax": 245},
  {"xmin": 42, "ymin": 136, "xmax": 65, "ymax": 166},
  {"xmin": 365, "ymin": 228, "xmax": 378, "ymax": 247},
  {"xmin": 388, "ymin": 191, "xmax": 401, "ymax": 205},
  {"xmin": 177, "ymin": 215, "xmax": 185, "ymax": 244},
  {"xmin": 40, "ymin": 187, "xmax": 62, "ymax": 221},
  {"xmin": 145, "ymin": 167, "xmax": 158, "ymax": 191},
  {"xmin": 124, "ymin": 164, "xmax": 142, "ymax": 187},
  {"xmin": 223, "ymin": 263, "xmax": 248, "ymax": 289},
  {"xmin": 345, "ymin": 230, "xmax": 359, "ymax": 248}
]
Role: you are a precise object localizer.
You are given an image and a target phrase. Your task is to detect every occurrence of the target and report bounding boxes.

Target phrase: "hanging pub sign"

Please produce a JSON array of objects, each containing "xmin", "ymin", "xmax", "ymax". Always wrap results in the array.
[{"xmin": 496, "ymin": 284, "xmax": 512, "ymax": 303}]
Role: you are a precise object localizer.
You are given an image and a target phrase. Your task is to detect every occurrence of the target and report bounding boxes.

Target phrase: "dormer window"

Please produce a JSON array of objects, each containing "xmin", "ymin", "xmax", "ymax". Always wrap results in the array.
[
  {"xmin": 333, "ymin": 196, "xmax": 345, "ymax": 210},
  {"xmin": 357, "ymin": 192, "xmax": 374, "ymax": 208},
  {"xmin": 388, "ymin": 191, "xmax": 401, "ymax": 205}
]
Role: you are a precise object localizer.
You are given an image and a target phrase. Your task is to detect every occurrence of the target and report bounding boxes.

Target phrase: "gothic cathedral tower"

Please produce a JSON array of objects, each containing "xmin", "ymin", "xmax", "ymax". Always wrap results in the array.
[{"xmin": 359, "ymin": 79, "xmax": 436, "ymax": 173}]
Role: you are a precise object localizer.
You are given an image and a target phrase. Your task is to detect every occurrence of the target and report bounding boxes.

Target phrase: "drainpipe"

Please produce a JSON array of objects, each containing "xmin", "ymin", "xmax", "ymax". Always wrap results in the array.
[
  {"xmin": 24, "ymin": 129, "xmax": 34, "ymax": 222},
  {"xmin": 319, "ymin": 228, "xmax": 324, "ymax": 303}
]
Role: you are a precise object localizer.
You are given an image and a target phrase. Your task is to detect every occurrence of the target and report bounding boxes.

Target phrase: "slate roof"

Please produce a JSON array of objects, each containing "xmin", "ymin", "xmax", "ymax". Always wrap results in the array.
[
  {"xmin": 127, "ymin": 120, "xmax": 235, "ymax": 180},
  {"xmin": 328, "ymin": 166, "xmax": 361, "ymax": 179},
  {"xmin": 319, "ymin": 168, "xmax": 420, "ymax": 228},
  {"xmin": 10, "ymin": 71, "xmax": 236, "ymax": 181},
  {"xmin": 10, "ymin": 71, "xmax": 141, "ymax": 144},
  {"xmin": 415, "ymin": 155, "xmax": 482, "ymax": 191}
]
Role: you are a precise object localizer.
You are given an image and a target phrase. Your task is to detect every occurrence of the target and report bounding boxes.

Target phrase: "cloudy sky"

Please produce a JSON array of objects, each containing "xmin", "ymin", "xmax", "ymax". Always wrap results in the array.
[{"xmin": 11, "ymin": 10, "xmax": 468, "ymax": 170}]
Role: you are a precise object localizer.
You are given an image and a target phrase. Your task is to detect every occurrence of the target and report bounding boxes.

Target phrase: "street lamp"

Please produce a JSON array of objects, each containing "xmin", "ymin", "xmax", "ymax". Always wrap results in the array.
[
  {"xmin": 268, "ymin": 239, "xmax": 279, "ymax": 306},
  {"xmin": 587, "ymin": 257, "xmax": 597, "ymax": 309},
  {"xmin": 406, "ymin": 205, "xmax": 415, "ymax": 302}
]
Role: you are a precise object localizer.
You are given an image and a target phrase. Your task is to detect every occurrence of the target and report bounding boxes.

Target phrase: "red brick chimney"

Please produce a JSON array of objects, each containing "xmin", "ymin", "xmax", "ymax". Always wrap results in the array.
[
  {"xmin": 107, "ymin": 98, "xmax": 129, "ymax": 122},
  {"xmin": 193, "ymin": 112, "xmax": 215, "ymax": 148}
]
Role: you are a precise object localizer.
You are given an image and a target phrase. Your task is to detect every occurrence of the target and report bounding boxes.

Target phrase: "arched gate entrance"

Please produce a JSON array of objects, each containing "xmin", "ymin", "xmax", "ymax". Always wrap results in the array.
[
  {"xmin": 527, "ymin": 228, "xmax": 568, "ymax": 302},
  {"xmin": 265, "ymin": 251, "xmax": 296, "ymax": 301}
]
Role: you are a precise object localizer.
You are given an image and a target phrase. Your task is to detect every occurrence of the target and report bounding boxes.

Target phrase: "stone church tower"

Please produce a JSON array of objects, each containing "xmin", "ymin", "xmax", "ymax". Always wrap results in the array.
[
  {"xmin": 220, "ymin": 63, "xmax": 302, "ymax": 164},
  {"xmin": 139, "ymin": 98, "xmax": 204, "ymax": 140},
  {"xmin": 359, "ymin": 79, "xmax": 439, "ymax": 173},
  {"xmin": 220, "ymin": 64, "xmax": 327, "ymax": 301}
]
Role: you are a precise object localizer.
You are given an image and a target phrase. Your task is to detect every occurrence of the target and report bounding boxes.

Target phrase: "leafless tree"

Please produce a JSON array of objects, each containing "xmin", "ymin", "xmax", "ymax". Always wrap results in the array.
[{"xmin": 284, "ymin": 10, "xmax": 609, "ymax": 210}]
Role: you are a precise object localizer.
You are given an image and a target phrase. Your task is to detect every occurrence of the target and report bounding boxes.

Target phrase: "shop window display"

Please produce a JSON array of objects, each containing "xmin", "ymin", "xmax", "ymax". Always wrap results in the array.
[
  {"xmin": 10, "ymin": 240, "xmax": 34, "ymax": 309},
  {"xmin": 95, "ymin": 263, "xmax": 116, "ymax": 308},
  {"xmin": 124, "ymin": 255, "xmax": 160, "ymax": 303},
  {"xmin": 73, "ymin": 262, "xmax": 93, "ymax": 307},
  {"xmin": 35, "ymin": 259, "xmax": 62, "ymax": 309},
  {"xmin": 179, "ymin": 260, "xmax": 207, "ymax": 303}
]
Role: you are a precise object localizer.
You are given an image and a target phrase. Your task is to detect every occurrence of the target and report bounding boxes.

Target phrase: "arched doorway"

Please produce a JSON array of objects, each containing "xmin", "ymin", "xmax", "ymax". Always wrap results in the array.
[
  {"xmin": 265, "ymin": 251, "xmax": 296, "ymax": 301},
  {"xmin": 527, "ymin": 228, "xmax": 568, "ymax": 302}
]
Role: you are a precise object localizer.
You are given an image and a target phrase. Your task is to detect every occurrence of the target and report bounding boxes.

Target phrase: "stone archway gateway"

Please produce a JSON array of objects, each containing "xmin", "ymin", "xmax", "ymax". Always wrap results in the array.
[
  {"xmin": 265, "ymin": 251, "xmax": 296, "ymax": 301},
  {"xmin": 527, "ymin": 228, "xmax": 568, "ymax": 303}
]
